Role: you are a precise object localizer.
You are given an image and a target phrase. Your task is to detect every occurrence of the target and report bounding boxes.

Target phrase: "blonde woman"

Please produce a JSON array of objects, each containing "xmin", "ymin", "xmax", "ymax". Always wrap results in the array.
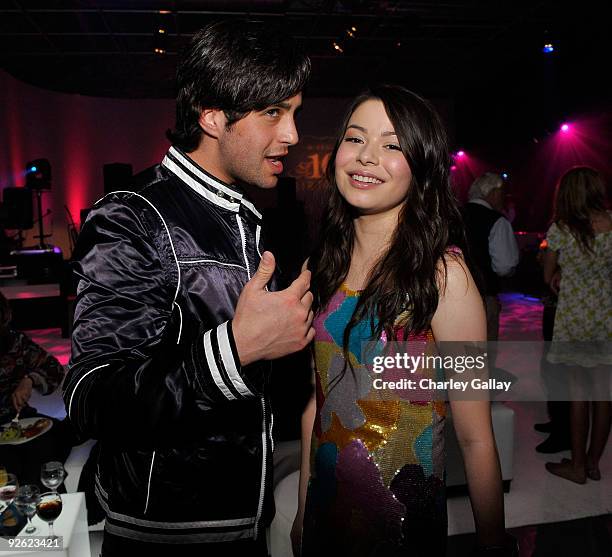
[{"xmin": 543, "ymin": 167, "xmax": 612, "ymax": 483}]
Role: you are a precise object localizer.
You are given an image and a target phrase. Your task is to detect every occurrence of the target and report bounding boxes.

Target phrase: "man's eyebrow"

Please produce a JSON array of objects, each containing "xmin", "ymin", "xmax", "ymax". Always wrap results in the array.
[{"xmin": 347, "ymin": 124, "xmax": 396, "ymax": 136}]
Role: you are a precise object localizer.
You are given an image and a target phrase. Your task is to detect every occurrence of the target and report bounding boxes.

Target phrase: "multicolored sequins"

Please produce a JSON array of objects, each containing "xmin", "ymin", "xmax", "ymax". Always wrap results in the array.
[{"xmin": 303, "ymin": 286, "xmax": 447, "ymax": 556}]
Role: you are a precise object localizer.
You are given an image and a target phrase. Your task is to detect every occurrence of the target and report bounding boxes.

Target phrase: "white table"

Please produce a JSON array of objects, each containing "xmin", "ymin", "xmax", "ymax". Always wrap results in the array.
[{"xmin": 0, "ymin": 492, "xmax": 90, "ymax": 557}]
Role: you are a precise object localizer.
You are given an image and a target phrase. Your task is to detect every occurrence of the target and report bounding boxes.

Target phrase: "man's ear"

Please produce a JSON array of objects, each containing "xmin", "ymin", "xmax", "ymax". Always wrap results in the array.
[{"xmin": 199, "ymin": 108, "xmax": 226, "ymax": 139}]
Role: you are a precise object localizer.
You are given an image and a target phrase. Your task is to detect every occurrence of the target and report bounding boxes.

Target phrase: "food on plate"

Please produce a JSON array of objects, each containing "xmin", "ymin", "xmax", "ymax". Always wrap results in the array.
[
  {"xmin": 23, "ymin": 418, "xmax": 51, "ymax": 438},
  {"xmin": 0, "ymin": 418, "xmax": 51, "ymax": 442},
  {"xmin": 0, "ymin": 425, "xmax": 21, "ymax": 442}
]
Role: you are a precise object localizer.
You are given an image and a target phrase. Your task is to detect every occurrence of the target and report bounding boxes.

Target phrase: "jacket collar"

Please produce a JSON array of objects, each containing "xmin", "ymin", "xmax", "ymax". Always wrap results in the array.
[{"xmin": 162, "ymin": 146, "xmax": 262, "ymax": 220}]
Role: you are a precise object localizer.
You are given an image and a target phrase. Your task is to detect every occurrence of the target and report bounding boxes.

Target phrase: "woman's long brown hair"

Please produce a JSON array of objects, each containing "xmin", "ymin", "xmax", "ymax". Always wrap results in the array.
[{"xmin": 553, "ymin": 166, "xmax": 608, "ymax": 253}]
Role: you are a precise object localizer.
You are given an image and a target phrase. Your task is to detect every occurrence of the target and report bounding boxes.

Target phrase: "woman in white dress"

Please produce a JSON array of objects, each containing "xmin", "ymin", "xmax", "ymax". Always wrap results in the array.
[{"xmin": 542, "ymin": 166, "xmax": 611, "ymax": 483}]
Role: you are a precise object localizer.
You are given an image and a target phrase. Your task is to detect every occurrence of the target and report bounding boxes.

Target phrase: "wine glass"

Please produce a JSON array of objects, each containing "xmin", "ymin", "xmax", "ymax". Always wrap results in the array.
[
  {"xmin": 40, "ymin": 462, "xmax": 65, "ymax": 493},
  {"xmin": 36, "ymin": 492, "xmax": 62, "ymax": 540},
  {"xmin": 15, "ymin": 485, "xmax": 40, "ymax": 534},
  {"xmin": 0, "ymin": 472, "xmax": 18, "ymax": 513}
]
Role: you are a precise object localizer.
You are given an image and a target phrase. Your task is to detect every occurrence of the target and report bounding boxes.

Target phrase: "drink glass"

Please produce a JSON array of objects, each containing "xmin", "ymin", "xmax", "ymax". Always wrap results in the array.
[
  {"xmin": 0, "ymin": 473, "xmax": 18, "ymax": 513},
  {"xmin": 40, "ymin": 462, "xmax": 65, "ymax": 492},
  {"xmin": 15, "ymin": 485, "xmax": 40, "ymax": 534},
  {"xmin": 36, "ymin": 492, "xmax": 62, "ymax": 540}
]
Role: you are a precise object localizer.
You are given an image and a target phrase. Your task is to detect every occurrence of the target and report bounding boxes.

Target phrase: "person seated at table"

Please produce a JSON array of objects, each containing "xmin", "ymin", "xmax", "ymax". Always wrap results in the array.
[{"xmin": 0, "ymin": 291, "xmax": 76, "ymax": 490}]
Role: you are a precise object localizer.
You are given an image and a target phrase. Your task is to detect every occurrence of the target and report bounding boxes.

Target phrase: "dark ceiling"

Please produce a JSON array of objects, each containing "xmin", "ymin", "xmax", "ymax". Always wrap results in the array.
[{"xmin": 0, "ymin": 1, "xmax": 609, "ymax": 144}]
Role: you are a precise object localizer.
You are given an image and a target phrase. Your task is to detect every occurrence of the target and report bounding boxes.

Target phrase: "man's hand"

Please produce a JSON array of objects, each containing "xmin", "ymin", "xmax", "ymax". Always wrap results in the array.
[
  {"xmin": 232, "ymin": 251, "xmax": 315, "ymax": 365},
  {"xmin": 11, "ymin": 375, "xmax": 33, "ymax": 412}
]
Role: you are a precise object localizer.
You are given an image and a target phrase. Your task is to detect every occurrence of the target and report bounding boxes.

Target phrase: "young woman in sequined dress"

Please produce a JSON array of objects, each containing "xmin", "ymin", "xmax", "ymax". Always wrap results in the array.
[{"xmin": 291, "ymin": 85, "xmax": 515, "ymax": 557}]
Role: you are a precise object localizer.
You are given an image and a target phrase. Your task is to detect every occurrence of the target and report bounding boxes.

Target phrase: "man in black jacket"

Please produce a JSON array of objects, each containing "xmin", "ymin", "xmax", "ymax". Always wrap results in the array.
[{"xmin": 63, "ymin": 20, "xmax": 312, "ymax": 556}]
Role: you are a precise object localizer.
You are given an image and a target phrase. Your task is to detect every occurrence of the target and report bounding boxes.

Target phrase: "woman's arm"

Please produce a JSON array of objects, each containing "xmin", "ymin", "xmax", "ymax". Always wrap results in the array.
[
  {"xmin": 431, "ymin": 255, "xmax": 506, "ymax": 548},
  {"xmin": 291, "ymin": 257, "xmax": 316, "ymax": 555},
  {"xmin": 542, "ymin": 249, "xmax": 558, "ymax": 285},
  {"xmin": 291, "ymin": 369, "xmax": 316, "ymax": 556},
  {"xmin": 542, "ymin": 249, "xmax": 560, "ymax": 293},
  {"xmin": 20, "ymin": 332, "xmax": 65, "ymax": 396},
  {"xmin": 449, "ymin": 400, "xmax": 505, "ymax": 547}
]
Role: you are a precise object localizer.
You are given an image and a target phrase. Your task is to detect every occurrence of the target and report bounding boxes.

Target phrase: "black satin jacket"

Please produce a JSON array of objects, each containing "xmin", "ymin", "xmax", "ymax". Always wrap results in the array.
[{"xmin": 63, "ymin": 147, "xmax": 275, "ymax": 544}]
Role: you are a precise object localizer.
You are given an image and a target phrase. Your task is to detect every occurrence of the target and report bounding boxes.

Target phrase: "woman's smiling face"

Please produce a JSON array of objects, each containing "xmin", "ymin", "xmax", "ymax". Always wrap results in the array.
[{"xmin": 334, "ymin": 98, "xmax": 412, "ymax": 216}]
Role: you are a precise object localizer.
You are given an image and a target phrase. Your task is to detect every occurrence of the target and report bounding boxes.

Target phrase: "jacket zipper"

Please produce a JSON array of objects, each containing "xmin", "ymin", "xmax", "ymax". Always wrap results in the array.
[
  {"xmin": 236, "ymin": 215, "xmax": 251, "ymax": 279},
  {"xmin": 237, "ymin": 212, "xmax": 266, "ymax": 538},
  {"xmin": 253, "ymin": 396, "xmax": 269, "ymax": 539},
  {"xmin": 269, "ymin": 410, "xmax": 274, "ymax": 452}
]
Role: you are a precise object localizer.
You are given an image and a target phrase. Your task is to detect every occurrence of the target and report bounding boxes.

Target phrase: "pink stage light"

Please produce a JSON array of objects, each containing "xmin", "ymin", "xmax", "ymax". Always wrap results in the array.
[
  {"xmin": 450, "ymin": 165, "xmax": 457, "ymax": 171},
  {"xmin": 560, "ymin": 123, "xmax": 570, "ymax": 133},
  {"xmin": 456, "ymin": 150, "xmax": 465, "ymax": 158}
]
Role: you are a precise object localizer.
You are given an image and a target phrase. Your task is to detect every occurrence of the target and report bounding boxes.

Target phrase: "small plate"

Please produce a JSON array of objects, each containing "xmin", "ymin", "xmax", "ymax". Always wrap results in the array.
[{"xmin": 0, "ymin": 417, "xmax": 53, "ymax": 445}]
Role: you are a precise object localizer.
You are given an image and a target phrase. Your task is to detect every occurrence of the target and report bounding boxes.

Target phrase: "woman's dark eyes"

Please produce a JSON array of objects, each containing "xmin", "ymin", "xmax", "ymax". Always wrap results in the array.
[{"xmin": 344, "ymin": 137, "xmax": 401, "ymax": 150}]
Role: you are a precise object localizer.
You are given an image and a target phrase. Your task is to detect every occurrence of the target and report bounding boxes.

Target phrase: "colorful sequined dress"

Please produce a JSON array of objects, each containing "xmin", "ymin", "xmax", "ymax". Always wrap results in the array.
[{"xmin": 302, "ymin": 284, "xmax": 447, "ymax": 557}]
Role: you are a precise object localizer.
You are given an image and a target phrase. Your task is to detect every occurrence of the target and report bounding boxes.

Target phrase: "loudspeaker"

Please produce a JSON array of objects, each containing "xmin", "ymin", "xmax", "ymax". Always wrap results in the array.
[
  {"xmin": 0, "ymin": 187, "xmax": 33, "ymax": 229},
  {"xmin": 103, "ymin": 163, "xmax": 133, "ymax": 194}
]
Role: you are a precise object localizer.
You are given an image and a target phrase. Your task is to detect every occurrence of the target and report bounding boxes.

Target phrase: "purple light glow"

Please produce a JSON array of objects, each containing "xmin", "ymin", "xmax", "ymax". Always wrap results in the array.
[
  {"xmin": 450, "ymin": 165, "xmax": 457, "ymax": 171},
  {"xmin": 560, "ymin": 123, "xmax": 570, "ymax": 133},
  {"xmin": 456, "ymin": 150, "xmax": 465, "ymax": 158}
]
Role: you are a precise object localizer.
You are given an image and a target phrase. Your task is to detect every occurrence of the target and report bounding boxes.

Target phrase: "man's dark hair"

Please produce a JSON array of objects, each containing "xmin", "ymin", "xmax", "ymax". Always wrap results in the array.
[{"xmin": 167, "ymin": 19, "xmax": 311, "ymax": 152}]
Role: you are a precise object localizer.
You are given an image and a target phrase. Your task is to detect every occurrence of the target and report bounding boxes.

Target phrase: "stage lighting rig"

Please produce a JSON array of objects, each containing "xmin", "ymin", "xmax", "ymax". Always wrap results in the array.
[
  {"xmin": 24, "ymin": 158, "xmax": 53, "ymax": 249},
  {"xmin": 25, "ymin": 158, "xmax": 51, "ymax": 190}
]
